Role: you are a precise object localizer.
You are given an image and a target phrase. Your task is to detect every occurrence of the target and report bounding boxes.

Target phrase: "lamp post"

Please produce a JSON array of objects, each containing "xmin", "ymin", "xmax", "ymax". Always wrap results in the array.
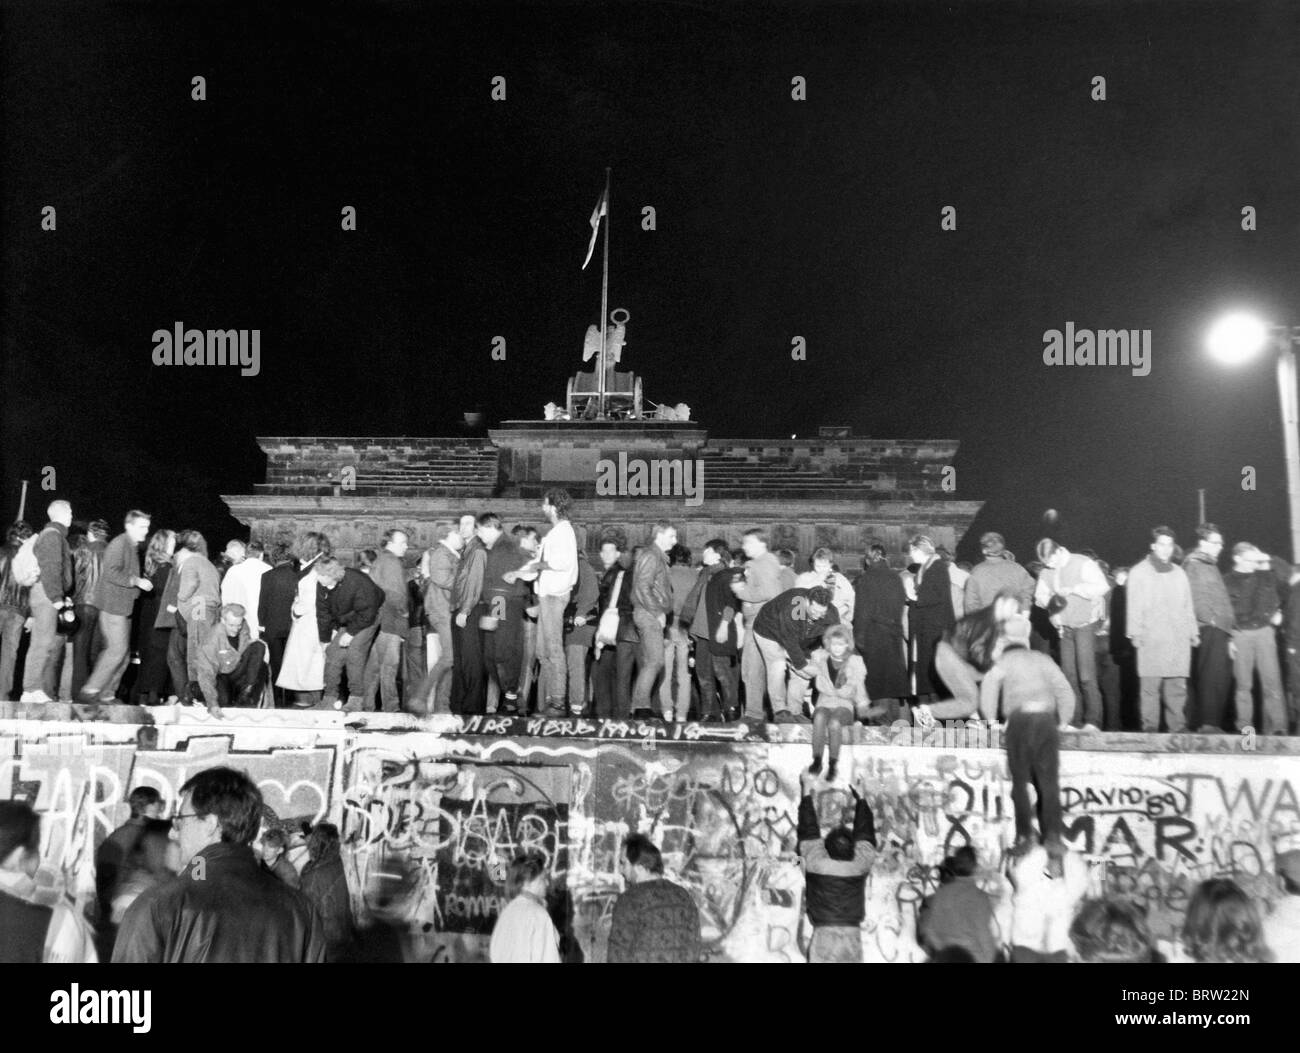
[{"xmin": 1205, "ymin": 313, "xmax": 1300, "ymax": 563}]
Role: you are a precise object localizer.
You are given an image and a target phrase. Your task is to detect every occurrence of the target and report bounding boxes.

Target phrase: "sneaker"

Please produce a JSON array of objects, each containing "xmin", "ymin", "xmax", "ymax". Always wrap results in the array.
[
  {"xmin": 98, "ymin": 692, "xmax": 119, "ymax": 705},
  {"xmin": 20, "ymin": 690, "xmax": 53, "ymax": 704},
  {"xmin": 343, "ymin": 695, "xmax": 365, "ymax": 713},
  {"xmin": 76, "ymin": 690, "xmax": 101, "ymax": 705},
  {"xmin": 1079, "ymin": 723, "xmax": 1101, "ymax": 734}
]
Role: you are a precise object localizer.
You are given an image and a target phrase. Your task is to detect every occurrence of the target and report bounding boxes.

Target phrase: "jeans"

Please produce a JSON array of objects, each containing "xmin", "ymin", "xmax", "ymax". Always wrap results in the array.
[
  {"xmin": 753, "ymin": 632, "xmax": 791, "ymax": 715},
  {"xmin": 1006, "ymin": 710, "xmax": 1062, "ymax": 850},
  {"xmin": 0, "ymin": 608, "xmax": 24, "ymax": 700},
  {"xmin": 536, "ymin": 593, "xmax": 569, "ymax": 712},
  {"xmin": 740, "ymin": 631, "xmax": 767, "ymax": 721},
  {"xmin": 405, "ymin": 626, "xmax": 426, "ymax": 703},
  {"xmin": 929, "ymin": 639, "xmax": 981, "ymax": 720},
  {"xmin": 82, "ymin": 611, "xmax": 132, "ymax": 699},
  {"xmin": 1191, "ymin": 625, "xmax": 1232, "ymax": 731},
  {"xmin": 169, "ymin": 613, "xmax": 192, "ymax": 701},
  {"xmin": 693, "ymin": 640, "xmax": 739, "ymax": 718},
  {"xmin": 1139, "ymin": 676, "xmax": 1187, "ymax": 733},
  {"xmin": 131, "ymin": 627, "xmax": 173, "ymax": 703},
  {"xmin": 322, "ymin": 622, "xmax": 379, "ymax": 703},
  {"xmin": 591, "ymin": 641, "xmax": 635, "ymax": 719},
  {"xmin": 631, "ymin": 609, "xmax": 666, "ymax": 711},
  {"xmin": 565, "ymin": 642, "xmax": 591, "ymax": 713},
  {"xmin": 373, "ymin": 630, "xmax": 404, "ymax": 712},
  {"xmin": 659, "ymin": 625, "xmax": 692, "ymax": 719},
  {"xmin": 23, "ymin": 584, "xmax": 62, "ymax": 696},
  {"xmin": 1059, "ymin": 621, "xmax": 1102, "ymax": 727},
  {"xmin": 1233, "ymin": 626, "xmax": 1286, "ymax": 735},
  {"xmin": 425, "ymin": 617, "xmax": 455, "ymax": 713}
]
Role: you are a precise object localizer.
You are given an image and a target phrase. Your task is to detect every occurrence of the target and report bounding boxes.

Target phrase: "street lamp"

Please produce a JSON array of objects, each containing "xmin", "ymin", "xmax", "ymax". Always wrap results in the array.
[{"xmin": 1205, "ymin": 312, "xmax": 1300, "ymax": 562}]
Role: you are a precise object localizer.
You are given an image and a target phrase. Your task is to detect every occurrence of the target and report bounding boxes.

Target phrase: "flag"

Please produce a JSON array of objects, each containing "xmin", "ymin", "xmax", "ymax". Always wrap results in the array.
[{"xmin": 582, "ymin": 182, "xmax": 608, "ymax": 270}]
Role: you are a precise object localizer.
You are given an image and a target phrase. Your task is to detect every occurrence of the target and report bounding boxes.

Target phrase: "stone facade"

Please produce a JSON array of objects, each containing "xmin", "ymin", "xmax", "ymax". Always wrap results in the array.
[{"xmin": 223, "ymin": 423, "xmax": 982, "ymax": 566}]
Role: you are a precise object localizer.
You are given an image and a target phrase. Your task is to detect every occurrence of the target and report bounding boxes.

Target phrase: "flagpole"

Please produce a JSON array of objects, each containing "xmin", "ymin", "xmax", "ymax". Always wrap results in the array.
[{"xmin": 598, "ymin": 167, "xmax": 611, "ymax": 420}]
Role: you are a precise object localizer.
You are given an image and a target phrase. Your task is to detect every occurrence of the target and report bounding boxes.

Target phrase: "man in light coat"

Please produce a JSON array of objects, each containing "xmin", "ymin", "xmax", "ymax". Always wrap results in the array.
[{"xmin": 1126, "ymin": 526, "xmax": 1198, "ymax": 733}]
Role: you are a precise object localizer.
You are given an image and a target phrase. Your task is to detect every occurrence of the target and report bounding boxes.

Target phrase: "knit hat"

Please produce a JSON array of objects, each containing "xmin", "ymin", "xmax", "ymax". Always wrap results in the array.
[{"xmin": 1004, "ymin": 614, "xmax": 1031, "ymax": 647}]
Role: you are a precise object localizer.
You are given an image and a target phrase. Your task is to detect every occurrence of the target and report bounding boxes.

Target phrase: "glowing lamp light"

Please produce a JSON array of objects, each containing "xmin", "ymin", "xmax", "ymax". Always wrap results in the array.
[{"xmin": 1206, "ymin": 313, "xmax": 1272, "ymax": 366}]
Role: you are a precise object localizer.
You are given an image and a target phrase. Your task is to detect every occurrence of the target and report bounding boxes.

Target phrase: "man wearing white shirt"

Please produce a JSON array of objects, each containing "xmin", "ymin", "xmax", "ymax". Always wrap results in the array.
[
  {"xmin": 1034, "ymin": 539, "xmax": 1110, "ymax": 731},
  {"xmin": 221, "ymin": 540, "xmax": 270, "ymax": 640},
  {"xmin": 511, "ymin": 489, "xmax": 578, "ymax": 718},
  {"xmin": 489, "ymin": 852, "xmax": 560, "ymax": 964}
]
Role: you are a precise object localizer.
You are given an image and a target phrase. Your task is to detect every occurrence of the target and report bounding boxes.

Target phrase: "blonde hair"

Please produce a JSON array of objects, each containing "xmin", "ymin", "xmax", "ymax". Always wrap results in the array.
[{"xmin": 822, "ymin": 624, "xmax": 855, "ymax": 651}]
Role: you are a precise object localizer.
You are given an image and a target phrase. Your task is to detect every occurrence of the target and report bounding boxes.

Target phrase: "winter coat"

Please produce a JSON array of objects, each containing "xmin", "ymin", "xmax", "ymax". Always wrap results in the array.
[
  {"xmin": 853, "ymin": 562, "xmax": 910, "ymax": 698},
  {"xmin": 1183, "ymin": 550, "xmax": 1235, "ymax": 630},
  {"xmin": 1126, "ymin": 555, "xmax": 1197, "ymax": 677},
  {"xmin": 965, "ymin": 555, "xmax": 1035, "ymax": 614}
]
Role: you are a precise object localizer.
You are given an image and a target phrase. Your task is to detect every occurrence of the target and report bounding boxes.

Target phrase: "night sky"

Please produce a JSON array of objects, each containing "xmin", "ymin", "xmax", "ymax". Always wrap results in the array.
[{"xmin": 3, "ymin": 0, "xmax": 1299, "ymax": 566}]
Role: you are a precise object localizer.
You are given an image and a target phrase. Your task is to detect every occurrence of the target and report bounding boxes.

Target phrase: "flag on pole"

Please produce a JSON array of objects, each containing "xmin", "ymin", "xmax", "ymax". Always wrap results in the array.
[{"xmin": 581, "ymin": 183, "xmax": 608, "ymax": 270}]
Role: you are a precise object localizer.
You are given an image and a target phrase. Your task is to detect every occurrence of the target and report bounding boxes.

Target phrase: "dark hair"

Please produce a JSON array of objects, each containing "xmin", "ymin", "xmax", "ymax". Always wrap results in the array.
[
  {"xmin": 1196, "ymin": 523, "xmax": 1222, "ymax": 543},
  {"xmin": 124, "ymin": 509, "xmax": 150, "ymax": 527},
  {"xmin": 315, "ymin": 556, "xmax": 344, "ymax": 583},
  {"xmin": 929, "ymin": 946, "xmax": 977, "ymax": 963},
  {"xmin": 246, "ymin": 541, "xmax": 265, "ymax": 559},
  {"xmin": 176, "ymin": 529, "xmax": 208, "ymax": 557},
  {"xmin": 806, "ymin": 586, "xmax": 832, "ymax": 608},
  {"xmin": 908, "ymin": 534, "xmax": 936, "ymax": 554},
  {"xmin": 945, "ymin": 845, "xmax": 978, "ymax": 879},
  {"xmin": 506, "ymin": 851, "xmax": 548, "ymax": 899},
  {"xmin": 1181, "ymin": 878, "xmax": 1271, "ymax": 963},
  {"xmin": 128, "ymin": 786, "xmax": 162, "ymax": 817},
  {"xmin": 666, "ymin": 543, "xmax": 691, "ymax": 567},
  {"xmin": 512, "ymin": 524, "xmax": 540, "ymax": 543},
  {"xmin": 1069, "ymin": 897, "xmax": 1157, "ymax": 963},
  {"xmin": 6, "ymin": 521, "xmax": 33, "ymax": 546},
  {"xmin": 624, "ymin": 833, "xmax": 664, "ymax": 875},
  {"xmin": 355, "ymin": 548, "xmax": 378, "ymax": 570},
  {"xmin": 178, "ymin": 766, "xmax": 263, "ymax": 846},
  {"xmin": 775, "ymin": 548, "xmax": 795, "ymax": 568},
  {"xmin": 262, "ymin": 826, "xmax": 290, "ymax": 851},
  {"xmin": 476, "ymin": 512, "xmax": 502, "ymax": 530},
  {"xmin": 598, "ymin": 527, "xmax": 627, "ymax": 552},
  {"xmin": 382, "ymin": 528, "xmax": 409, "ymax": 547},
  {"xmin": 868, "ymin": 543, "xmax": 887, "ymax": 561},
  {"xmin": 542, "ymin": 488, "xmax": 573, "ymax": 521},
  {"xmin": 1151, "ymin": 525, "xmax": 1176, "ymax": 544},
  {"xmin": 306, "ymin": 822, "xmax": 341, "ymax": 864},
  {"xmin": 0, "ymin": 800, "xmax": 40, "ymax": 864},
  {"xmin": 703, "ymin": 538, "xmax": 730, "ymax": 560},
  {"xmin": 810, "ymin": 547, "xmax": 833, "ymax": 567},
  {"xmin": 824, "ymin": 826, "xmax": 854, "ymax": 862},
  {"xmin": 296, "ymin": 531, "xmax": 332, "ymax": 562},
  {"xmin": 126, "ymin": 819, "xmax": 174, "ymax": 881}
]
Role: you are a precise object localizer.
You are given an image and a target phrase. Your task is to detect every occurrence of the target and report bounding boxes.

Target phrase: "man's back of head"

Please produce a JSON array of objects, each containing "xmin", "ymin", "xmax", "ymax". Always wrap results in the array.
[{"xmin": 824, "ymin": 826, "xmax": 854, "ymax": 862}]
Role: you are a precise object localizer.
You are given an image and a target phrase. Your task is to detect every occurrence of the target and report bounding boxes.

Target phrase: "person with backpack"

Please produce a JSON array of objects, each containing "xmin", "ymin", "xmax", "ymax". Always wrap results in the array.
[
  {"xmin": 17, "ymin": 500, "xmax": 74, "ymax": 704},
  {"xmin": 0, "ymin": 523, "xmax": 33, "ymax": 701}
]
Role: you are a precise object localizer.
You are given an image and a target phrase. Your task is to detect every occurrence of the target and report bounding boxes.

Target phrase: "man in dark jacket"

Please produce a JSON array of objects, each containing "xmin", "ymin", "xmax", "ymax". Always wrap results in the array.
[
  {"xmin": 451, "ymin": 517, "xmax": 491, "ymax": 714},
  {"xmin": 20, "ymin": 500, "xmax": 74, "ymax": 704},
  {"xmin": 317, "ymin": 556, "xmax": 384, "ymax": 711},
  {"xmin": 753, "ymin": 586, "xmax": 839, "ymax": 723},
  {"xmin": 630, "ymin": 521, "xmax": 676, "ymax": 717},
  {"xmin": 368, "ymin": 529, "xmax": 411, "ymax": 713},
  {"xmin": 80, "ymin": 511, "xmax": 153, "ymax": 705},
  {"xmin": 1224, "ymin": 542, "xmax": 1286, "ymax": 735},
  {"xmin": 562, "ymin": 543, "xmax": 600, "ymax": 716},
  {"xmin": 853, "ymin": 544, "xmax": 910, "ymax": 723},
  {"xmin": 480, "ymin": 525, "xmax": 530, "ymax": 714},
  {"xmin": 683, "ymin": 539, "xmax": 741, "ymax": 722},
  {"xmin": 0, "ymin": 522, "xmax": 32, "ymax": 702},
  {"xmin": 68, "ymin": 520, "xmax": 108, "ymax": 699},
  {"xmin": 194, "ymin": 604, "xmax": 269, "ymax": 715},
  {"xmin": 797, "ymin": 769, "xmax": 876, "ymax": 962},
  {"xmin": 113, "ymin": 766, "xmax": 325, "ymax": 963},
  {"xmin": 1184, "ymin": 524, "xmax": 1235, "ymax": 732},
  {"xmin": 607, "ymin": 834, "xmax": 701, "ymax": 963}
]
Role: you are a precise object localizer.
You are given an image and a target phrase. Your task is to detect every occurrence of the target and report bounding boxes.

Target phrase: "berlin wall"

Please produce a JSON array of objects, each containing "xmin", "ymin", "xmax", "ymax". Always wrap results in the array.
[{"xmin": 3, "ymin": 710, "xmax": 1298, "ymax": 963}]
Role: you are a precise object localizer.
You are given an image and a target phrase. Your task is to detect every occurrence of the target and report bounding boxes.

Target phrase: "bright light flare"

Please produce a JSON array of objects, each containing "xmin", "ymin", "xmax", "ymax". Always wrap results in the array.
[{"xmin": 1206, "ymin": 312, "xmax": 1272, "ymax": 366}]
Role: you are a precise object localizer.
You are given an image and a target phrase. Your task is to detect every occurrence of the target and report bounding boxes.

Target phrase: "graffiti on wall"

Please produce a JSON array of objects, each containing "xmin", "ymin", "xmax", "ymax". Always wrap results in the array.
[{"xmin": 3, "ymin": 717, "xmax": 1297, "ymax": 962}]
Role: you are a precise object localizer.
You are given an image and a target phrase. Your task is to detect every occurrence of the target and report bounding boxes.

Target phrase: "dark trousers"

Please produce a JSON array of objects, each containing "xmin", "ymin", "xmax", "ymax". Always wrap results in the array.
[
  {"xmin": 167, "ymin": 614, "xmax": 192, "ymax": 702},
  {"xmin": 0, "ymin": 608, "xmax": 24, "ymax": 700},
  {"xmin": 1059, "ymin": 621, "xmax": 1102, "ymax": 727},
  {"xmin": 452, "ymin": 617, "xmax": 485, "ymax": 714},
  {"xmin": 591, "ymin": 641, "xmax": 636, "ymax": 719},
  {"xmin": 215, "ymin": 641, "xmax": 269, "ymax": 706},
  {"xmin": 70, "ymin": 604, "xmax": 102, "ymax": 698},
  {"xmin": 264, "ymin": 631, "xmax": 290, "ymax": 706},
  {"xmin": 1191, "ymin": 625, "xmax": 1232, "ymax": 731},
  {"xmin": 1006, "ymin": 710, "xmax": 1062, "ymax": 850},
  {"xmin": 482, "ymin": 601, "xmax": 525, "ymax": 699},
  {"xmin": 323, "ymin": 622, "xmax": 379, "ymax": 701},
  {"xmin": 131, "ymin": 627, "xmax": 173, "ymax": 703},
  {"xmin": 693, "ymin": 638, "xmax": 739, "ymax": 717}
]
